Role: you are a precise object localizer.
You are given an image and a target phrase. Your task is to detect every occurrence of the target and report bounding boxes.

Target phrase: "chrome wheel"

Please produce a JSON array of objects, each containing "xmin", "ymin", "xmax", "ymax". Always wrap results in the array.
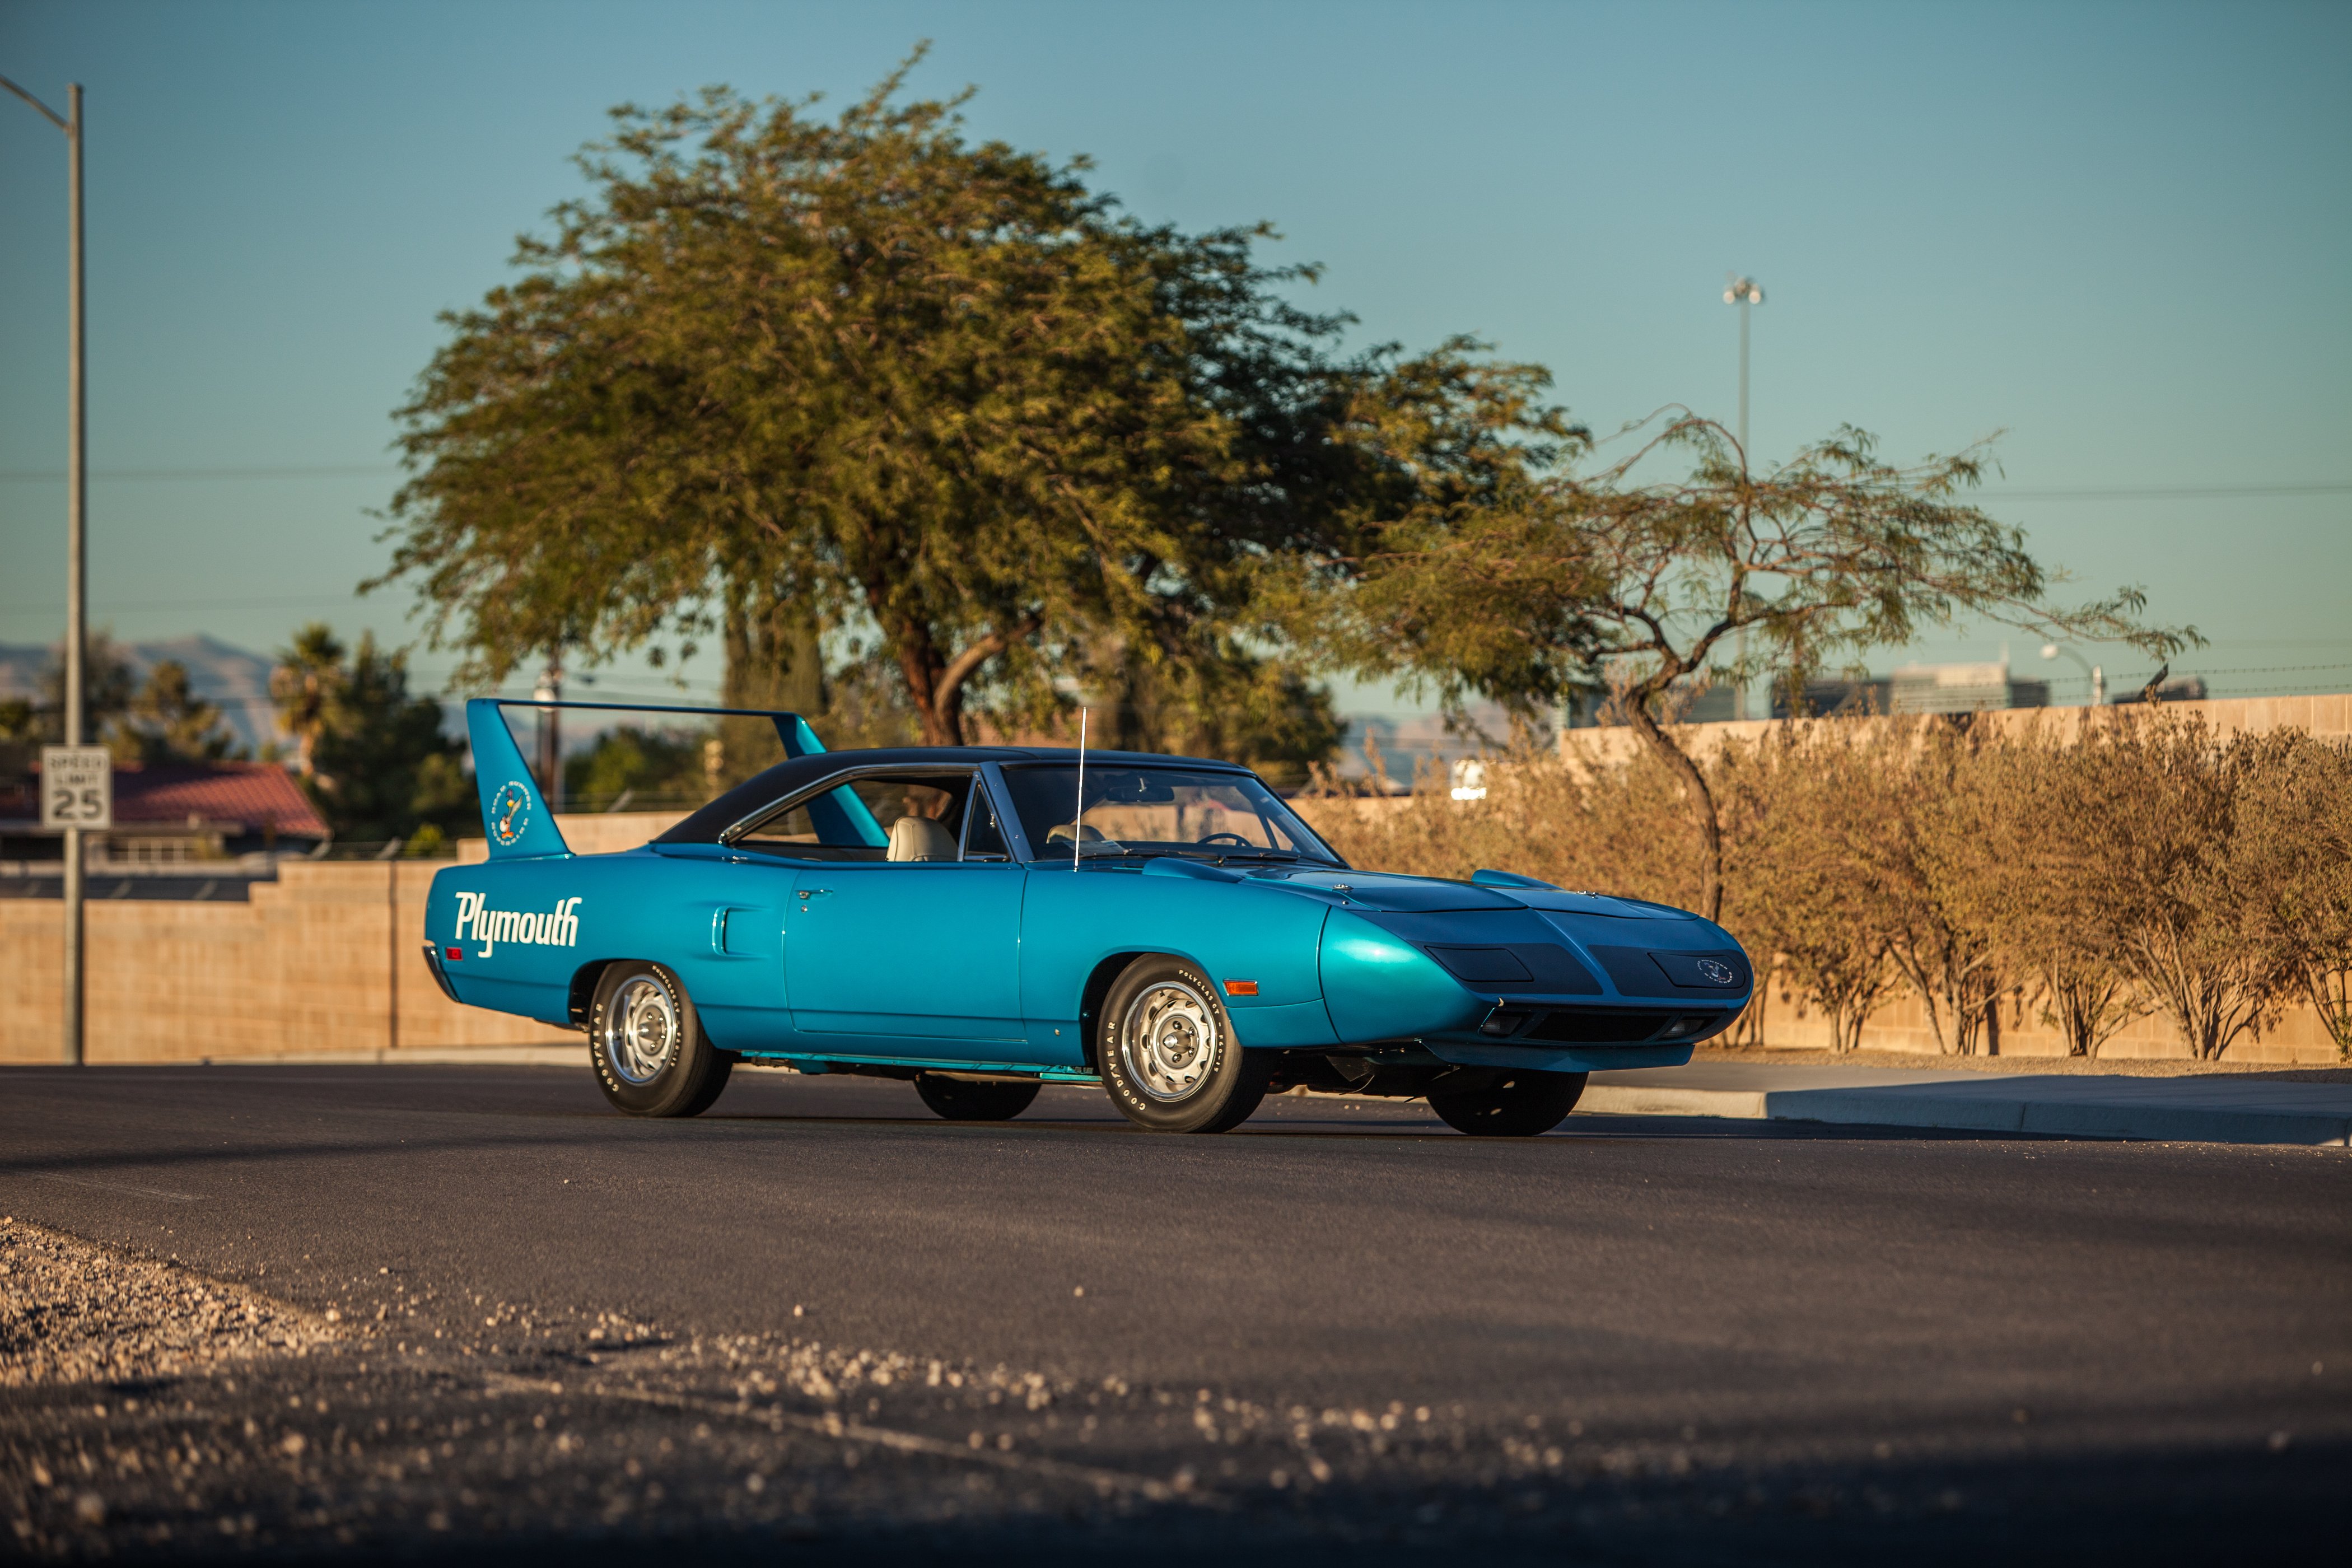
[
  {"xmin": 602, "ymin": 974, "xmax": 679, "ymax": 1085},
  {"xmin": 1120, "ymin": 979, "xmax": 1220, "ymax": 1102}
]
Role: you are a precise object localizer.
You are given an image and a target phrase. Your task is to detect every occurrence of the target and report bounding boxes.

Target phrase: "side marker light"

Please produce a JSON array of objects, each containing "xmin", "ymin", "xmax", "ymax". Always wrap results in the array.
[
  {"xmin": 445, "ymin": 947, "xmax": 463, "ymax": 961},
  {"xmin": 1222, "ymin": 979, "xmax": 1258, "ymax": 997}
]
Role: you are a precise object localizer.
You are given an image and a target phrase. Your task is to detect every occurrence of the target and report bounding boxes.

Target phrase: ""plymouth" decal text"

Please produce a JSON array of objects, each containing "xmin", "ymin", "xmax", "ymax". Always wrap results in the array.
[{"xmin": 453, "ymin": 893, "xmax": 582, "ymax": 957}]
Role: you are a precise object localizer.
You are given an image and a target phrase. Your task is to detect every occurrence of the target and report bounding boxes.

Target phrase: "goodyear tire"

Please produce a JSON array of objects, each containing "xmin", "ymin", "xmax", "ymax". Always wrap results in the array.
[
  {"xmin": 913, "ymin": 1074, "xmax": 1041, "ymax": 1122},
  {"xmin": 1426, "ymin": 1068, "xmax": 1585, "ymax": 1137},
  {"xmin": 589, "ymin": 961, "xmax": 732, "ymax": 1118},
  {"xmin": 1098, "ymin": 955, "xmax": 1270, "ymax": 1133}
]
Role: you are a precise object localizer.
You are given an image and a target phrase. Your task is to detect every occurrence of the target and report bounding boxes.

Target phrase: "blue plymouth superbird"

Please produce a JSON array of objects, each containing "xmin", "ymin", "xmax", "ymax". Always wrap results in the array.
[{"xmin": 423, "ymin": 701, "xmax": 1752, "ymax": 1136}]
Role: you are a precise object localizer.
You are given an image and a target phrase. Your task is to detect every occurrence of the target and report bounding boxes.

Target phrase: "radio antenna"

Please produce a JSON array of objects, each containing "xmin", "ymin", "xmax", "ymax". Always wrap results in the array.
[{"xmin": 1073, "ymin": 706, "xmax": 1087, "ymax": 871}]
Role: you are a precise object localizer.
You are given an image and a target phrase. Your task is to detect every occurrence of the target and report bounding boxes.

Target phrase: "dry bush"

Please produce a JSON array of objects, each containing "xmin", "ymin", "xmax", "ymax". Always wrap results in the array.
[
  {"xmin": 1947, "ymin": 723, "xmax": 2149, "ymax": 1057},
  {"xmin": 2234, "ymin": 729, "xmax": 2352, "ymax": 1058},
  {"xmin": 2036, "ymin": 716, "xmax": 2298, "ymax": 1060},
  {"xmin": 1879, "ymin": 722, "xmax": 2013, "ymax": 1055},
  {"xmin": 1720, "ymin": 723, "xmax": 1906, "ymax": 1052}
]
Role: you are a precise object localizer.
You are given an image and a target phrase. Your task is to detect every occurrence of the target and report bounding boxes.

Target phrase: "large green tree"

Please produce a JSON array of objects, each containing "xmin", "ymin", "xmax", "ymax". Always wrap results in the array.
[
  {"xmin": 378, "ymin": 53, "xmax": 1356, "ymax": 750},
  {"xmin": 1286, "ymin": 381, "xmax": 2200, "ymax": 919}
]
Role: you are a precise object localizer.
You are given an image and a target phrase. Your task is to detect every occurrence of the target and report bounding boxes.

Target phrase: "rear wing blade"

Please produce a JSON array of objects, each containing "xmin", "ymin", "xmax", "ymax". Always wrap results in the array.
[{"xmin": 463, "ymin": 698, "xmax": 824, "ymax": 861}]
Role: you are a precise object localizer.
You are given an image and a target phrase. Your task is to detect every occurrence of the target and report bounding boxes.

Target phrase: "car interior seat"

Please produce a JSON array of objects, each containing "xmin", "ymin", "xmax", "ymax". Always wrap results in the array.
[{"xmin": 887, "ymin": 815, "xmax": 960, "ymax": 862}]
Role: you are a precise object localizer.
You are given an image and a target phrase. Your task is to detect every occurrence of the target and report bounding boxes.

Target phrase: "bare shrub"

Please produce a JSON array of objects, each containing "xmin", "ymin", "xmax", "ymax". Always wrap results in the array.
[
  {"xmin": 1879, "ymin": 721, "xmax": 2015, "ymax": 1055},
  {"xmin": 1919, "ymin": 724, "xmax": 2145, "ymax": 1053},
  {"xmin": 2032, "ymin": 715, "xmax": 2295, "ymax": 1060},
  {"xmin": 1719, "ymin": 721, "xmax": 1902, "ymax": 1052},
  {"xmin": 2235, "ymin": 730, "xmax": 2352, "ymax": 1058}
]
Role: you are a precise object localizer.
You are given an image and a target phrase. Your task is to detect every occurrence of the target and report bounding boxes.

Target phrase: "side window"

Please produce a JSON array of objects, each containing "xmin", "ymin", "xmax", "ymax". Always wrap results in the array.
[
  {"xmin": 963, "ymin": 788, "xmax": 1010, "ymax": 861},
  {"xmin": 741, "ymin": 800, "xmax": 821, "ymax": 847},
  {"xmin": 845, "ymin": 776, "xmax": 965, "ymax": 838},
  {"xmin": 734, "ymin": 790, "xmax": 880, "ymax": 859},
  {"xmin": 734, "ymin": 771, "xmax": 993, "ymax": 862}
]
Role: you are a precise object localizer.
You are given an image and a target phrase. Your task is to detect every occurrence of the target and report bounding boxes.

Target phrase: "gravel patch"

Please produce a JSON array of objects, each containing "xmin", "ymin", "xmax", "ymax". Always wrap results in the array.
[
  {"xmin": 0, "ymin": 1217, "xmax": 338, "ymax": 1389},
  {"xmin": 2, "ymin": 1220, "xmax": 2340, "ymax": 1562}
]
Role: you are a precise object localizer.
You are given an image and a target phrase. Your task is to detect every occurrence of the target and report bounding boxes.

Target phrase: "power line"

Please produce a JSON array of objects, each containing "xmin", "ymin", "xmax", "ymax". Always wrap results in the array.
[
  {"xmin": 0, "ymin": 464, "xmax": 396, "ymax": 482},
  {"xmin": 0, "ymin": 594, "xmax": 368, "ymax": 613},
  {"xmin": 1984, "ymin": 482, "xmax": 2350, "ymax": 501}
]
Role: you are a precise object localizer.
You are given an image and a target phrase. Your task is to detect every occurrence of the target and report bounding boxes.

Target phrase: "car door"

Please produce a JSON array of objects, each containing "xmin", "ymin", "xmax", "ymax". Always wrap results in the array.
[{"xmin": 766, "ymin": 769, "xmax": 1029, "ymax": 1054}]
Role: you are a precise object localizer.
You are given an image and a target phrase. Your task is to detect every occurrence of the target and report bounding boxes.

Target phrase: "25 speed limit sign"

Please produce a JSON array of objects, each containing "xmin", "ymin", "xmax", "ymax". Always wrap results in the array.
[{"xmin": 41, "ymin": 746, "xmax": 113, "ymax": 830}]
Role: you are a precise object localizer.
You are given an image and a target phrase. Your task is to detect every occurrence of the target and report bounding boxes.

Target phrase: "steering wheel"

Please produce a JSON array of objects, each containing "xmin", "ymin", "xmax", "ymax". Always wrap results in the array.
[{"xmin": 1196, "ymin": 832, "xmax": 1253, "ymax": 848}]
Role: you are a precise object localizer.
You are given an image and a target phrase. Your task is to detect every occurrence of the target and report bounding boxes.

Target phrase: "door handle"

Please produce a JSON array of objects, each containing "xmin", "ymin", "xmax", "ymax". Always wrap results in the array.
[{"xmin": 795, "ymin": 889, "xmax": 832, "ymax": 899}]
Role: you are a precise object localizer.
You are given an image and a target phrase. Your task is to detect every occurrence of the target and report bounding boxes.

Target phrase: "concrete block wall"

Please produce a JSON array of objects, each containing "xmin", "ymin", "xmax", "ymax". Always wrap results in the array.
[{"xmin": 1, "ymin": 810, "xmax": 687, "ymax": 1063}]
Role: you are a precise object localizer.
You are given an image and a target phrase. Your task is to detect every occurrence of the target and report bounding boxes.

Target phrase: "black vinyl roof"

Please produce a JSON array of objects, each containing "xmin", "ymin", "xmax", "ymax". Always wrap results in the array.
[{"xmin": 654, "ymin": 745, "xmax": 1249, "ymax": 846}]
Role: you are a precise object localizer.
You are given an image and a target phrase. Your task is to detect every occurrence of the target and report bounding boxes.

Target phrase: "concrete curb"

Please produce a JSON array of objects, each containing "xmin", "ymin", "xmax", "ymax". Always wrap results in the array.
[
  {"xmin": 1580, "ymin": 1085, "xmax": 1767, "ymax": 1121},
  {"xmin": 1584, "ymin": 1074, "xmax": 2352, "ymax": 1147}
]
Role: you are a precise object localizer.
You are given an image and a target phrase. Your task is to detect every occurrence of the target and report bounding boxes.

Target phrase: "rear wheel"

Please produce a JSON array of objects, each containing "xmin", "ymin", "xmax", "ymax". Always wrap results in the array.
[
  {"xmin": 589, "ymin": 962, "xmax": 731, "ymax": 1117},
  {"xmin": 914, "ymin": 1074, "xmax": 1040, "ymax": 1122},
  {"xmin": 1427, "ymin": 1069, "xmax": 1586, "ymax": 1137},
  {"xmin": 1097, "ymin": 955, "xmax": 1270, "ymax": 1133}
]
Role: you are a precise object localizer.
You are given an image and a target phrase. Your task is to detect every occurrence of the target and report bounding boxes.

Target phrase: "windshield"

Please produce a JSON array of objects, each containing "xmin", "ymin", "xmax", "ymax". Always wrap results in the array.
[{"xmin": 999, "ymin": 765, "xmax": 1342, "ymax": 866}]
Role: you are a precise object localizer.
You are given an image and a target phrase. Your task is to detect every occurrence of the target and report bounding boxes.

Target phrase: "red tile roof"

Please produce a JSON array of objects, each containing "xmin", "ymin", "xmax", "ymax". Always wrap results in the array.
[
  {"xmin": 10, "ymin": 761, "xmax": 330, "ymax": 837},
  {"xmin": 113, "ymin": 763, "xmax": 330, "ymax": 836}
]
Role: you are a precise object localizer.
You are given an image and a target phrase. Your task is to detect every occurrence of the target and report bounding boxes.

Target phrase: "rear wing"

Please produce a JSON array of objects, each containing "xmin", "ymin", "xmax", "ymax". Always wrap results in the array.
[{"xmin": 464, "ymin": 698, "xmax": 825, "ymax": 861}]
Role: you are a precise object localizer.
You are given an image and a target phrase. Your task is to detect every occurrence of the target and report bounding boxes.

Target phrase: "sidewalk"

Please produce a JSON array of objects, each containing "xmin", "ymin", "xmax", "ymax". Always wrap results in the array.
[{"xmin": 1583, "ymin": 1061, "xmax": 2352, "ymax": 1146}]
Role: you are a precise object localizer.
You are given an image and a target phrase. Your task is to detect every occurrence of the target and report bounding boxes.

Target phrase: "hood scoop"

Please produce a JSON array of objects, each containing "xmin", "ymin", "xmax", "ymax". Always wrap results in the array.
[{"xmin": 1268, "ymin": 870, "xmax": 1521, "ymax": 913}]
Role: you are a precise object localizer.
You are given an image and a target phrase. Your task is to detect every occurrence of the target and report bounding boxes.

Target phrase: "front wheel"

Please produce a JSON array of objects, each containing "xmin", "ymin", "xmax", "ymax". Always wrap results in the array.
[
  {"xmin": 589, "ymin": 961, "xmax": 732, "ymax": 1117},
  {"xmin": 1427, "ymin": 1069, "xmax": 1586, "ymax": 1137},
  {"xmin": 914, "ymin": 1073, "xmax": 1040, "ymax": 1122},
  {"xmin": 1097, "ymin": 955, "xmax": 1270, "ymax": 1133}
]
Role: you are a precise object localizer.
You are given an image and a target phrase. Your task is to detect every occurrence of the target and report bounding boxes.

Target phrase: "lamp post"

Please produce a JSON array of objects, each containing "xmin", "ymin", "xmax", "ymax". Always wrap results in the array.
[
  {"xmin": 1724, "ymin": 274, "xmax": 1763, "ymax": 721},
  {"xmin": 3, "ymin": 72, "xmax": 87, "ymax": 1066},
  {"xmin": 2040, "ymin": 643, "xmax": 2105, "ymax": 707}
]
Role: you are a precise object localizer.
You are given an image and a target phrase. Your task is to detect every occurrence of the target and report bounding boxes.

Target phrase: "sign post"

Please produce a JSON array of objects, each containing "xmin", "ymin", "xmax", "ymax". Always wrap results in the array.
[{"xmin": 42, "ymin": 745, "xmax": 109, "ymax": 1066}]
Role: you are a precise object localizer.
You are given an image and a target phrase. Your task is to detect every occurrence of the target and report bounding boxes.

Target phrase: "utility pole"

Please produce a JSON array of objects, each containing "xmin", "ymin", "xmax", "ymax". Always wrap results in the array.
[
  {"xmin": 1724, "ymin": 274, "xmax": 1764, "ymax": 722},
  {"xmin": 6, "ymin": 73, "xmax": 88, "ymax": 1065}
]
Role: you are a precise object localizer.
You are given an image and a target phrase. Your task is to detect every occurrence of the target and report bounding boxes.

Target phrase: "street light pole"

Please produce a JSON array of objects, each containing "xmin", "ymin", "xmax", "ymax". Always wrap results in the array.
[
  {"xmin": 4, "ymin": 72, "xmax": 87, "ymax": 1066},
  {"xmin": 2040, "ymin": 643, "xmax": 2106, "ymax": 708},
  {"xmin": 1724, "ymin": 274, "xmax": 1763, "ymax": 721}
]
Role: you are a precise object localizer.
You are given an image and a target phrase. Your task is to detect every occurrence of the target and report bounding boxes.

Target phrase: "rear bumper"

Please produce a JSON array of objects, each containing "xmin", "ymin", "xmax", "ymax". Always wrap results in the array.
[{"xmin": 419, "ymin": 942, "xmax": 461, "ymax": 1004}]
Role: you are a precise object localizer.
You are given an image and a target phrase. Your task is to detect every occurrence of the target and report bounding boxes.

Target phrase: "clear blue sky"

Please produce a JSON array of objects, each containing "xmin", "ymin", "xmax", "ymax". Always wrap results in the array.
[{"xmin": 2, "ymin": 0, "xmax": 2346, "ymax": 711}]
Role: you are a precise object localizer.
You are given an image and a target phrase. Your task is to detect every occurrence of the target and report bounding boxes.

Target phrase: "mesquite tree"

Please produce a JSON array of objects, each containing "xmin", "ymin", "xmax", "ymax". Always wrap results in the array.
[{"xmin": 1289, "ymin": 386, "xmax": 2199, "ymax": 920}]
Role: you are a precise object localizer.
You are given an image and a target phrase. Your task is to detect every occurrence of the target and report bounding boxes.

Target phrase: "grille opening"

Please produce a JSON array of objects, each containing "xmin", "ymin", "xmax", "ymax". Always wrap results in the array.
[{"xmin": 1522, "ymin": 1010, "xmax": 1676, "ymax": 1046}]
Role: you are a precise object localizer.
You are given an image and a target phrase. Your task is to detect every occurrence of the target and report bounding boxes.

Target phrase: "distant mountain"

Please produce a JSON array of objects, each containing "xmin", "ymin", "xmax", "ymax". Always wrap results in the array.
[{"xmin": 0, "ymin": 634, "xmax": 281, "ymax": 755}]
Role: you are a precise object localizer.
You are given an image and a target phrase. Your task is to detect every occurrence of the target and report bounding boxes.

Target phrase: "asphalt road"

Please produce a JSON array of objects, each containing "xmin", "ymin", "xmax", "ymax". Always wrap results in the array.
[{"xmin": 3, "ymin": 1063, "xmax": 2348, "ymax": 1564}]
